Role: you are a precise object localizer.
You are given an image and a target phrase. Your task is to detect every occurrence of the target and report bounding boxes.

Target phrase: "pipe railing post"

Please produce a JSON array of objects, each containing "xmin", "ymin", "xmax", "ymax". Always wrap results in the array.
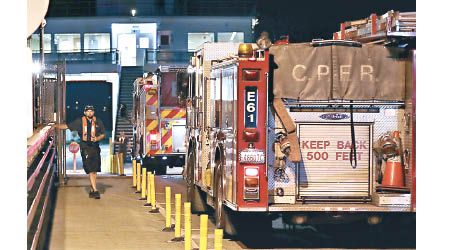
[
  {"xmin": 214, "ymin": 229, "xmax": 223, "ymax": 250},
  {"xmin": 119, "ymin": 152, "xmax": 125, "ymax": 176},
  {"xmin": 132, "ymin": 159, "xmax": 136, "ymax": 188},
  {"xmin": 135, "ymin": 162, "xmax": 141, "ymax": 193},
  {"xmin": 144, "ymin": 173, "xmax": 152, "ymax": 206},
  {"xmin": 171, "ymin": 193, "xmax": 183, "ymax": 241},
  {"xmin": 139, "ymin": 168, "xmax": 147, "ymax": 200},
  {"xmin": 162, "ymin": 186, "xmax": 174, "ymax": 231},
  {"xmin": 184, "ymin": 202, "xmax": 191, "ymax": 250},
  {"xmin": 199, "ymin": 214, "xmax": 208, "ymax": 250},
  {"xmin": 149, "ymin": 173, "xmax": 159, "ymax": 213}
]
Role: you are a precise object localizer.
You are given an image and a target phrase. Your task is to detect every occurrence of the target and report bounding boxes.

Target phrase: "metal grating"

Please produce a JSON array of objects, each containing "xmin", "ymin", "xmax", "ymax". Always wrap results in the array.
[{"xmin": 41, "ymin": 79, "xmax": 56, "ymax": 123}]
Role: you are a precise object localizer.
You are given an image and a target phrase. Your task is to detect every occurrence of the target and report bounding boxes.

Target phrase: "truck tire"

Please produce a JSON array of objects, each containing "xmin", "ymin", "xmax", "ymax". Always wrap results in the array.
[
  {"xmin": 155, "ymin": 161, "xmax": 166, "ymax": 175},
  {"xmin": 142, "ymin": 156, "xmax": 156, "ymax": 173},
  {"xmin": 214, "ymin": 170, "xmax": 239, "ymax": 237},
  {"xmin": 186, "ymin": 150, "xmax": 207, "ymax": 213}
]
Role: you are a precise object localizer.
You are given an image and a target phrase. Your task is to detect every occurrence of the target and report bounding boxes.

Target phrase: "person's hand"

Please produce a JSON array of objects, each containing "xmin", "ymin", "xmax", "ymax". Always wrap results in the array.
[{"xmin": 91, "ymin": 136, "xmax": 98, "ymax": 142}]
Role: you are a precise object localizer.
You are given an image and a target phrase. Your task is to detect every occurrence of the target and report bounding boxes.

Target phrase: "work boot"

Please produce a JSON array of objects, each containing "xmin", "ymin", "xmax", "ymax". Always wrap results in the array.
[{"xmin": 94, "ymin": 191, "xmax": 101, "ymax": 199}]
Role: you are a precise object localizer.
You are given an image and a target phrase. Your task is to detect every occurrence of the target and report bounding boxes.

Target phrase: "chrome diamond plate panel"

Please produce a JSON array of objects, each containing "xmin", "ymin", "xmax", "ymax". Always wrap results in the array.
[{"xmin": 268, "ymin": 108, "xmax": 297, "ymax": 204}]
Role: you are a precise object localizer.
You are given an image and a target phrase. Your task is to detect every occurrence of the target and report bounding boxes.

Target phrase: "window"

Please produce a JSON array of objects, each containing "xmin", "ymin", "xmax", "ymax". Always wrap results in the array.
[
  {"xmin": 217, "ymin": 32, "xmax": 244, "ymax": 43},
  {"xmin": 29, "ymin": 34, "xmax": 51, "ymax": 53},
  {"xmin": 54, "ymin": 34, "xmax": 81, "ymax": 53},
  {"xmin": 158, "ymin": 30, "xmax": 172, "ymax": 47},
  {"xmin": 160, "ymin": 35, "xmax": 170, "ymax": 46},
  {"xmin": 221, "ymin": 67, "xmax": 234, "ymax": 129},
  {"xmin": 84, "ymin": 33, "xmax": 110, "ymax": 52},
  {"xmin": 188, "ymin": 33, "xmax": 214, "ymax": 52}
]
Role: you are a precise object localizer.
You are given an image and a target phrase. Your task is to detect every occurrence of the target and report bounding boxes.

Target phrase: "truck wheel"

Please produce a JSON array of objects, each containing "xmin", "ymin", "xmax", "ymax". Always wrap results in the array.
[
  {"xmin": 215, "ymin": 171, "xmax": 238, "ymax": 237},
  {"xmin": 186, "ymin": 150, "xmax": 207, "ymax": 213},
  {"xmin": 156, "ymin": 162, "xmax": 166, "ymax": 175},
  {"xmin": 142, "ymin": 156, "xmax": 155, "ymax": 173}
]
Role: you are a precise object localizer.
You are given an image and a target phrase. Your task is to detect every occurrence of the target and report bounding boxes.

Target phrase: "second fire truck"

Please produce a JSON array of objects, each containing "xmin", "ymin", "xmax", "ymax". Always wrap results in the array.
[
  {"xmin": 132, "ymin": 66, "xmax": 188, "ymax": 174},
  {"xmin": 184, "ymin": 11, "xmax": 415, "ymax": 236}
]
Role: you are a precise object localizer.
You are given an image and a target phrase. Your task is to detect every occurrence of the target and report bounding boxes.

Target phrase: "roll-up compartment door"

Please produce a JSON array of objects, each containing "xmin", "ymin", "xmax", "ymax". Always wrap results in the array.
[{"xmin": 298, "ymin": 123, "xmax": 371, "ymax": 198}]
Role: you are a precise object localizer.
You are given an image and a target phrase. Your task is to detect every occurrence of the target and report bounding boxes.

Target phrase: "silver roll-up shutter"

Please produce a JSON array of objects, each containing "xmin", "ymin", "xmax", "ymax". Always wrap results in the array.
[{"xmin": 298, "ymin": 123, "xmax": 371, "ymax": 198}]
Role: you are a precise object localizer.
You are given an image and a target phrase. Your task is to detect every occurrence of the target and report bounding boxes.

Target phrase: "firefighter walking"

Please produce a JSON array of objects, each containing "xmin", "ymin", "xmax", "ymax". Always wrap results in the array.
[{"xmin": 53, "ymin": 105, "xmax": 106, "ymax": 199}]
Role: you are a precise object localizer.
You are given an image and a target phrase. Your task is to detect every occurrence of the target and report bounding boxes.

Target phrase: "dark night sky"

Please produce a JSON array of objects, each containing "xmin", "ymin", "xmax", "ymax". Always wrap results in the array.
[
  {"xmin": 254, "ymin": 0, "xmax": 416, "ymax": 42},
  {"xmin": 46, "ymin": 1, "xmax": 416, "ymax": 43}
]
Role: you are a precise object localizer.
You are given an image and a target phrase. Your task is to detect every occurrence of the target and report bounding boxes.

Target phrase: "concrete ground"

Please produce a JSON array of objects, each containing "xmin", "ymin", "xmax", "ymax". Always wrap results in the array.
[{"xmin": 48, "ymin": 176, "xmax": 188, "ymax": 250}]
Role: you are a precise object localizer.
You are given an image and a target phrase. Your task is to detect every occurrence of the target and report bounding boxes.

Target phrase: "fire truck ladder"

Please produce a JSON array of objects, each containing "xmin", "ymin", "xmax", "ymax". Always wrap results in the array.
[{"xmin": 333, "ymin": 11, "xmax": 416, "ymax": 46}]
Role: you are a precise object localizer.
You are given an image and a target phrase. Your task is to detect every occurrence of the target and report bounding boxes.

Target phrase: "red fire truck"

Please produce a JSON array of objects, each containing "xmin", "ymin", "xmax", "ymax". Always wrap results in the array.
[
  {"xmin": 184, "ymin": 12, "xmax": 415, "ymax": 236},
  {"xmin": 132, "ymin": 66, "xmax": 188, "ymax": 174}
]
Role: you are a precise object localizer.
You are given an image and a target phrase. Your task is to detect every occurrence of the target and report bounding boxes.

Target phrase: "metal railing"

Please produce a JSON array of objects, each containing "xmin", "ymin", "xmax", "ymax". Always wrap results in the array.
[
  {"xmin": 27, "ymin": 132, "xmax": 57, "ymax": 250},
  {"xmin": 145, "ymin": 49, "xmax": 193, "ymax": 64},
  {"xmin": 32, "ymin": 49, "xmax": 119, "ymax": 64},
  {"xmin": 33, "ymin": 48, "xmax": 192, "ymax": 65}
]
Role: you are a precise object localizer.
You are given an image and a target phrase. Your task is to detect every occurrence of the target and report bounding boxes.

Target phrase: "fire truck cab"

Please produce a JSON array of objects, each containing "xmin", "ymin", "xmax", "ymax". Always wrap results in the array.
[{"xmin": 132, "ymin": 66, "xmax": 188, "ymax": 174}]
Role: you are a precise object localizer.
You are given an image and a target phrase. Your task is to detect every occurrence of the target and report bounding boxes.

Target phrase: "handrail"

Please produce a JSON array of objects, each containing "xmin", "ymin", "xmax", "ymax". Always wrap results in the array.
[
  {"xmin": 27, "ymin": 126, "xmax": 54, "ymax": 159},
  {"xmin": 27, "ymin": 149, "xmax": 56, "ymax": 232},
  {"xmin": 27, "ymin": 139, "xmax": 54, "ymax": 192},
  {"xmin": 30, "ymin": 171, "xmax": 55, "ymax": 250}
]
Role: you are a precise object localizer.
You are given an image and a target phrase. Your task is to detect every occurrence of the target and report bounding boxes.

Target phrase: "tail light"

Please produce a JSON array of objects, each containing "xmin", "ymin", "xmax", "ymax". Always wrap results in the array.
[
  {"xmin": 245, "ymin": 167, "xmax": 259, "ymax": 177},
  {"xmin": 243, "ymin": 129, "xmax": 259, "ymax": 142},
  {"xmin": 150, "ymin": 133, "xmax": 157, "ymax": 144},
  {"xmin": 143, "ymin": 83, "xmax": 152, "ymax": 90},
  {"xmin": 242, "ymin": 69, "xmax": 260, "ymax": 81},
  {"xmin": 244, "ymin": 167, "xmax": 259, "ymax": 200}
]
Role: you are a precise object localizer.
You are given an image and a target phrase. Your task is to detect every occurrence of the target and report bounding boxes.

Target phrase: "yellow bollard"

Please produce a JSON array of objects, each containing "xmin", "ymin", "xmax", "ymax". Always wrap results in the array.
[
  {"xmin": 214, "ymin": 229, "xmax": 223, "ymax": 250},
  {"xmin": 119, "ymin": 153, "xmax": 125, "ymax": 176},
  {"xmin": 149, "ymin": 173, "xmax": 159, "ymax": 213},
  {"xmin": 144, "ymin": 173, "xmax": 152, "ymax": 206},
  {"xmin": 162, "ymin": 187, "xmax": 174, "ymax": 231},
  {"xmin": 184, "ymin": 202, "xmax": 191, "ymax": 250},
  {"xmin": 199, "ymin": 214, "xmax": 208, "ymax": 250},
  {"xmin": 171, "ymin": 193, "xmax": 183, "ymax": 241},
  {"xmin": 109, "ymin": 154, "xmax": 114, "ymax": 174},
  {"xmin": 136, "ymin": 162, "xmax": 141, "ymax": 193},
  {"xmin": 132, "ymin": 159, "xmax": 137, "ymax": 188},
  {"xmin": 111, "ymin": 155, "xmax": 116, "ymax": 174},
  {"xmin": 140, "ymin": 168, "xmax": 147, "ymax": 200},
  {"xmin": 114, "ymin": 154, "xmax": 119, "ymax": 174}
]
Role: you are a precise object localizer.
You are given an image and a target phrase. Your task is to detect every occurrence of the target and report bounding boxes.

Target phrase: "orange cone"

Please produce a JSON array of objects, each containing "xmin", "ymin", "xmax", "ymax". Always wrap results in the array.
[{"xmin": 381, "ymin": 156, "xmax": 405, "ymax": 188}]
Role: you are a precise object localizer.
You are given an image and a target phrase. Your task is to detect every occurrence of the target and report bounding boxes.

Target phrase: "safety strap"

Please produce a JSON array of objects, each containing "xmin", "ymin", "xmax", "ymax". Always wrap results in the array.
[
  {"xmin": 82, "ymin": 116, "xmax": 96, "ymax": 142},
  {"xmin": 272, "ymin": 98, "xmax": 301, "ymax": 162},
  {"xmin": 350, "ymin": 104, "xmax": 357, "ymax": 168}
]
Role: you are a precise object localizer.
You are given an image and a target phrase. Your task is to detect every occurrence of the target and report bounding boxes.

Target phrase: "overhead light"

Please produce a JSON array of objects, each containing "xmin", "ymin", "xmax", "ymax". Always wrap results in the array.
[
  {"xmin": 131, "ymin": 9, "xmax": 136, "ymax": 17},
  {"xmin": 187, "ymin": 65, "xmax": 195, "ymax": 73},
  {"xmin": 31, "ymin": 62, "xmax": 41, "ymax": 73}
]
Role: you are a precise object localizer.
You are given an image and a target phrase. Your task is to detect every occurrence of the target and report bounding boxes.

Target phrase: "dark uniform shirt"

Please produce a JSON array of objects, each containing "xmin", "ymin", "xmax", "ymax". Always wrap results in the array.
[{"xmin": 67, "ymin": 116, "xmax": 105, "ymax": 173}]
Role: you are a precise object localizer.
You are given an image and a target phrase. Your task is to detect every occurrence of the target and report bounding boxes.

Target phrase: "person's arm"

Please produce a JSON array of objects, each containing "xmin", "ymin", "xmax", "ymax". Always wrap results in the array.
[
  {"xmin": 91, "ymin": 119, "xmax": 106, "ymax": 142},
  {"xmin": 92, "ymin": 133, "xmax": 105, "ymax": 142},
  {"xmin": 53, "ymin": 124, "xmax": 69, "ymax": 130}
]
